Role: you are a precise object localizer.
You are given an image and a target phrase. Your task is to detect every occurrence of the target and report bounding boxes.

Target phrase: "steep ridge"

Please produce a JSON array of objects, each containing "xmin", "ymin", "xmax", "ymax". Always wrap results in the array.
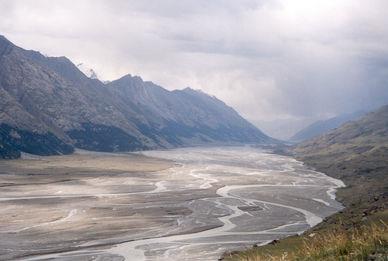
[{"xmin": 0, "ymin": 35, "xmax": 272, "ymax": 158}]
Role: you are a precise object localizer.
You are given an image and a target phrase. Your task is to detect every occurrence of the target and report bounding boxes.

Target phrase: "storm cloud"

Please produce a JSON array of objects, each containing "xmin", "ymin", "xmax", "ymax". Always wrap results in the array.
[{"xmin": 1, "ymin": 0, "xmax": 387, "ymax": 138}]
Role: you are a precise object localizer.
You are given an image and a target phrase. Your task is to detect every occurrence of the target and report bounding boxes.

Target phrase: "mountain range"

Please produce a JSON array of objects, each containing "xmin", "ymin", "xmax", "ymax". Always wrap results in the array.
[{"xmin": 0, "ymin": 35, "xmax": 272, "ymax": 158}]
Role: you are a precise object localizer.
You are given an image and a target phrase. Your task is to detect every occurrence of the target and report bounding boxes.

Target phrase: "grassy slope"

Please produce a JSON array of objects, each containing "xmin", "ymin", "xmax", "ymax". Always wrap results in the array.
[{"xmin": 224, "ymin": 105, "xmax": 388, "ymax": 260}]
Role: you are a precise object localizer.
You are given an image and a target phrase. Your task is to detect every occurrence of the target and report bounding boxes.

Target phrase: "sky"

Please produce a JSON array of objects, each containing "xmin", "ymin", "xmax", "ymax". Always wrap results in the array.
[{"xmin": 1, "ymin": 0, "xmax": 388, "ymax": 139}]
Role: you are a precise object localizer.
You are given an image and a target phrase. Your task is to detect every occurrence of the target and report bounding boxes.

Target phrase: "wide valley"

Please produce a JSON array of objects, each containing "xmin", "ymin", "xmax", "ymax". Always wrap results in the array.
[{"xmin": 0, "ymin": 147, "xmax": 344, "ymax": 261}]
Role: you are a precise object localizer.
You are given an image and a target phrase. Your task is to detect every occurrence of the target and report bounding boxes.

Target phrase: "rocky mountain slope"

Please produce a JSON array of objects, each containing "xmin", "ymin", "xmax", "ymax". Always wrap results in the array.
[
  {"xmin": 0, "ymin": 35, "xmax": 272, "ymax": 158},
  {"xmin": 290, "ymin": 111, "xmax": 365, "ymax": 142}
]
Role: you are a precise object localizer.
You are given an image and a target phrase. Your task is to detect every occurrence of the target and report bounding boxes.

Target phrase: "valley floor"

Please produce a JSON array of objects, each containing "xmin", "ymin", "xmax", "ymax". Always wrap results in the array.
[{"xmin": 0, "ymin": 147, "xmax": 344, "ymax": 260}]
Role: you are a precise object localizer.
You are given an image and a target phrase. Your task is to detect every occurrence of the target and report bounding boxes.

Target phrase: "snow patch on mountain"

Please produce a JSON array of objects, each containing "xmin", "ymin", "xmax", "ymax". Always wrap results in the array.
[{"xmin": 76, "ymin": 63, "xmax": 99, "ymax": 79}]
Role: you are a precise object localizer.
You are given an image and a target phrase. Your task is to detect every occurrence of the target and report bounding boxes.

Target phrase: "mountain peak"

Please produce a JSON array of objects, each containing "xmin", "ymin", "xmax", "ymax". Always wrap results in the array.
[{"xmin": 116, "ymin": 74, "xmax": 144, "ymax": 83}]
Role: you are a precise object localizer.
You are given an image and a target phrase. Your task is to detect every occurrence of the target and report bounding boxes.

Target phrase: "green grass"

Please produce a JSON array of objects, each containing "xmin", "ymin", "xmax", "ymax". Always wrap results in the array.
[{"xmin": 224, "ymin": 219, "xmax": 388, "ymax": 261}]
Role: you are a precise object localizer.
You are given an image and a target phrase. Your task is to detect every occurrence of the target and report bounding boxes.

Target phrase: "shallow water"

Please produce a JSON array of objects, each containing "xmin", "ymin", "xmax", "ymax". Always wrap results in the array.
[{"xmin": 8, "ymin": 147, "xmax": 344, "ymax": 261}]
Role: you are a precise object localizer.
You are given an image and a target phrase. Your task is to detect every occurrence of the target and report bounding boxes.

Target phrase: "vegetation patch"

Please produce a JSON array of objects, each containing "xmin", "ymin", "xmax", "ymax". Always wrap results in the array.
[{"xmin": 224, "ymin": 219, "xmax": 388, "ymax": 261}]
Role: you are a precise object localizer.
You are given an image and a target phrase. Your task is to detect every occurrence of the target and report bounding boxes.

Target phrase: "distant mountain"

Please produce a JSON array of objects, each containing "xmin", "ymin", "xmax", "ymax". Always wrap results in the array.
[
  {"xmin": 0, "ymin": 35, "xmax": 272, "ymax": 158},
  {"xmin": 295, "ymin": 105, "xmax": 388, "ymax": 159},
  {"xmin": 256, "ymin": 118, "xmax": 314, "ymax": 141},
  {"xmin": 290, "ymin": 111, "xmax": 366, "ymax": 142}
]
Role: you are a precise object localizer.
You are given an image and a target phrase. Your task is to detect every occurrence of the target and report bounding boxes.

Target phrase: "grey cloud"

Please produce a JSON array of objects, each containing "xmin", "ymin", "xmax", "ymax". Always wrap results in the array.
[{"xmin": 103, "ymin": 0, "xmax": 266, "ymax": 17}]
